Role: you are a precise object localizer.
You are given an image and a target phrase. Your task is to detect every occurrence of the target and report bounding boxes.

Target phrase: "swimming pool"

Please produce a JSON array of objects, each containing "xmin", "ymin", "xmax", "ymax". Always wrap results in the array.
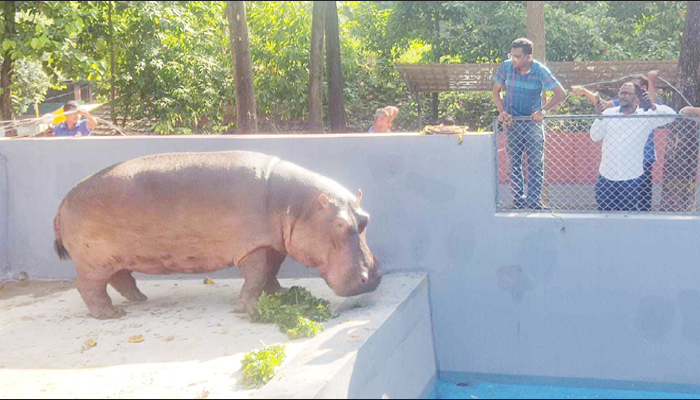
[{"xmin": 430, "ymin": 379, "xmax": 700, "ymax": 399}]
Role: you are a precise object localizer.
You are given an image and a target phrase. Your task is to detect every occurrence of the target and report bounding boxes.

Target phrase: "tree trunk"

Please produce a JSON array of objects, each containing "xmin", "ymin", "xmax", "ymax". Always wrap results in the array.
[
  {"xmin": 674, "ymin": 1, "xmax": 700, "ymax": 109},
  {"xmin": 108, "ymin": 0, "xmax": 116, "ymax": 124},
  {"xmin": 226, "ymin": 1, "xmax": 257, "ymax": 133},
  {"xmin": 308, "ymin": 1, "xmax": 326, "ymax": 133},
  {"xmin": 660, "ymin": 1, "xmax": 700, "ymax": 212},
  {"xmin": 431, "ymin": 9, "xmax": 441, "ymax": 124},
  {"xmin": 431, "ymin": 93, "xmax": 439, "ymax": 124},
  {"xmin": 1, "ymin": 1, "xmax": 16, "ymax": 137},
  {"xmin": 325, "ymin": 1, "xmax": 346, "ymax": 132},
  {"xmin": 527, "ymin": 1, "xmax": 546, "ymax": 62}
]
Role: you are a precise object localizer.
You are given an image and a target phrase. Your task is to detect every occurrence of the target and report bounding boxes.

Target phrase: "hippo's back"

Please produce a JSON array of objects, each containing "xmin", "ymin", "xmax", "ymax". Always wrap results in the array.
[
  {"xmin": 54, "ymin": 151, "xmax": 283, "ymax": 271},
  {"xmin": 64, "ymin": 150, "xmax": 278, "ymax": 206}
]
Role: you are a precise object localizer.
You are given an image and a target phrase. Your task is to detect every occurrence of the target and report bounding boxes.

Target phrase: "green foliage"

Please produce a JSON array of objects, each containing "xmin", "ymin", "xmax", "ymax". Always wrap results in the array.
[
  {"xmin": 247, "ymin": 1, "xmax": 312, "ymax": 121},
  {"xmin": 285, "ymin": 316, "xmax": 325, "ymax": 339},
  {"xmin": 0, "ymin": 1, "xmax": 692, "ymax": 132},
  {"xmin": 0, "ymin": 56, "xmax": 50, "ymax": 115},
  {"xmin": 240, "ymin": 344, "xmax": 286, "ymax": 390},
  {"xmin": 109, "ymin": 1, "xmax": 234, "ymax": 133},
  {"xmin": 250, "ymin": 286, "xmax": 332, "ymax": 339},
  {"xmin": 0, "ymin": 1, "xmax": 98, "ymax": 118},
  {"xmin": 440, "ymin": 92, "xmax": 499, "ymax": 132}
]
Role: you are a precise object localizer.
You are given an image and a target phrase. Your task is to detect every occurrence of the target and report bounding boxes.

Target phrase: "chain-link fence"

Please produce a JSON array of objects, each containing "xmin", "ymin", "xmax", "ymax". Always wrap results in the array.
[{"xmin": 495, "ymin": 114, "xmax": 700, "ymax": 213}]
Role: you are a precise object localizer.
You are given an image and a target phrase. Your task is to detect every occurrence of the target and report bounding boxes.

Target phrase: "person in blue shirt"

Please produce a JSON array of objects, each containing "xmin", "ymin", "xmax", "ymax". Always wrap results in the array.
[
  {"xmin": 493, "ymin": 38, "xmax": 567, "ymax": 210},
  {"xmin": 52, "ymin": 101, "xmax": 98, "ymax": 137}
]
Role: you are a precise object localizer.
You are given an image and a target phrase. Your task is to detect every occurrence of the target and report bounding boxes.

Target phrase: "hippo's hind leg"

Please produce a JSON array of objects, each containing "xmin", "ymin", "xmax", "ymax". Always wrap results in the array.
[
  {"xmin": 76, "ymin": 265, "xmax": 126, "ymax": 319},
  {"xmin": 234, "ymin": 247, "xmax": 286, "ymax": 314},
  {"xmin": 110, "ymin": 270, "xmax": 148, "ymax": 302}
]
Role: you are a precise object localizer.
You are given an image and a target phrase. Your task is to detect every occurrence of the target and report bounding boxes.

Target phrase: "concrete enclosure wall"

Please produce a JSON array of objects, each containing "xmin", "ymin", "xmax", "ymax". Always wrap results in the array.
[
  {"xmin": 0, "ymin": 153, "xmax": 8, "ymax": 276},
  {"xmin": 2, "ymin": 134, "xmax": 700, "ymax": 387}
]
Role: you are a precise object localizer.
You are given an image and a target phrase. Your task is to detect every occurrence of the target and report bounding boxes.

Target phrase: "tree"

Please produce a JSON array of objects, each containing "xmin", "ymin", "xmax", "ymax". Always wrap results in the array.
[
  {"xmin": 0, "ymin": 0, "xmax": 689, "ymax": 135},
  {"xmin": 0, "ymin": 1, "xmax": 91, "ymax": 135},
  {"xmin": 104, "ymin": 1, "xmax": 234, "ymax": 133},
  {"xmin": 108, "ymin": 0, "xmax": 116, "ymax": 124},
  {"xmin": 1, "ymin": 1, "xmax": 17, "ymax": 135},
  {"xmin": 226, "ymin": 1, "xmax": 257, "ymax": 133},
  {"xmin": 325, "ymin": 1, "xmax": 346, "ymax": 132},
  {"xmin": 308, "ymin": 1, "xmax": 325, "ymax": 132},
  {"xmin": 660, "ymin": 1, "xmax": 700, "ymax": 212},
  {"xmin": 527, "ymin": 1, "xmax": 545, "ymax": 61}
]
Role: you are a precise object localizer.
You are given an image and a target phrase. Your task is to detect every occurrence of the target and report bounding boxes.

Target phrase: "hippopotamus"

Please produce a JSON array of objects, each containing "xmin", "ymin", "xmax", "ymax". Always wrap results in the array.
[{"xmin": 53, "ymin": 150, "xmax": 381, "ymax": 319}]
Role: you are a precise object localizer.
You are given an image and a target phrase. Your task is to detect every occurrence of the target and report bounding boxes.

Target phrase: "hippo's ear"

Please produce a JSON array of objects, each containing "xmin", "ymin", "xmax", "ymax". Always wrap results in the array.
[
  {"xmin": 318, "ymin": 193, "xmax": 331, "ymax": 209},
  {"xmin": 356, "ymin": 189, "xmax": 362, "ymax": 204}
]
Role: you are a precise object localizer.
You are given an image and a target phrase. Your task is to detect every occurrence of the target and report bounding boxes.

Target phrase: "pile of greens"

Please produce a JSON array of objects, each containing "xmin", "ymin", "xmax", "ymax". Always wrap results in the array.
[
  {"xmin": 249, "ymin": 286, "xmax": 333, "ymax": 339},
  {"xmin": 239, "ymin": 288, "xmax": 333, "ymax": 389},
  {"xmin": 240, "ymin": 344, "xmax": 287, "ymax": 389}
]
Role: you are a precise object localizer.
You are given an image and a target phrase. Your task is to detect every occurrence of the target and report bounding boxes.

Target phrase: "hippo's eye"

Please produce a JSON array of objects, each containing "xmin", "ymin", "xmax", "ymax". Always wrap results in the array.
[{"xmin": 336, "ymin": 219, "xmax": 348, "ymax": 230}]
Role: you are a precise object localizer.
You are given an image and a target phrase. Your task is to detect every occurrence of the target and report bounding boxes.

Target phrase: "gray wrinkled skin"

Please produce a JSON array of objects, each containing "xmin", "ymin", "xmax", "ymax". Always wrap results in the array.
[{"xmin": 54, "ymin": 151, "xmax": 381, "ymax": 319}]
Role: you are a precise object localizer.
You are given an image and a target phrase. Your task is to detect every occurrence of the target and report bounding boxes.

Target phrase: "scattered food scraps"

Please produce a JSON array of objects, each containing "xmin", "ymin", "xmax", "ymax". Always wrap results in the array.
[{"xmin": 127, "ymin": 335, "xmax": 145, "ymax": 343}]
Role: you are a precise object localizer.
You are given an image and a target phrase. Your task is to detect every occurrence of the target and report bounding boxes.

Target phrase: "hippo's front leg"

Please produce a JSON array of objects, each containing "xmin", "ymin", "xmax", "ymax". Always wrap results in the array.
[
  {"xmin": 234, "ymin": 247, "xmax": 286, "ymax": 314},
  {"xmin": 264, "ymin": 251, "xmax": 288, "ymax": 295}
]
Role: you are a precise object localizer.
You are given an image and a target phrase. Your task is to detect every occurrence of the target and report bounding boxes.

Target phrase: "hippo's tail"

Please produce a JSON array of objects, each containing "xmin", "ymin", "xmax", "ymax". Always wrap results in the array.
[{"xmin": 54, "ymin": 210, "xmax": 71, "ymax": 261}]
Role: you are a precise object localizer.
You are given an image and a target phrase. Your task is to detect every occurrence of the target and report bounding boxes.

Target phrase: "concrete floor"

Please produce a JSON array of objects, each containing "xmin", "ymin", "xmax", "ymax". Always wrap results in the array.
[{"xmin": 0, "ymin": 275, "xmax": 421, "ymax": 399}]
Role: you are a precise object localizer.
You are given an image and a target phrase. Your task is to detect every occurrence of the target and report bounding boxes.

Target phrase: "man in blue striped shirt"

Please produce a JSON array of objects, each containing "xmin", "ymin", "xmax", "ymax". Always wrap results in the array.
[{"xmin": 493, "ymin": 38, "xmax": 567, "ymax": 210}]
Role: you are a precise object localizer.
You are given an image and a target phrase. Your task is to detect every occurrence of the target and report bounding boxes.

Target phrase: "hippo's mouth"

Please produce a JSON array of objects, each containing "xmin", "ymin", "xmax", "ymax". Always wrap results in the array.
[{"xmin": 324, "ymin": 266, "xmax": 382, "ymax": 298}]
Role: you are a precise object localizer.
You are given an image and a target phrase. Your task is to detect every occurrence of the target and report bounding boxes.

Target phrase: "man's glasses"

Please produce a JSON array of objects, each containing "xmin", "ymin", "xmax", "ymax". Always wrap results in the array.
[
  {"xmin": 618, "ymin": 91, "xmax": 636, "ymax": 98},
  {"xmin": 508, "ymin": 53, "xmax": 528, "ymax": 61}
]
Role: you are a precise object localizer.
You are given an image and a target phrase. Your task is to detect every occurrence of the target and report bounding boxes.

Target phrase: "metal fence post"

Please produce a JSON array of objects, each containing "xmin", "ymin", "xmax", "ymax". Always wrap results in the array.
[{"xmin": 493, "ymin": 117, "xmax": 501, "ymax": 211}]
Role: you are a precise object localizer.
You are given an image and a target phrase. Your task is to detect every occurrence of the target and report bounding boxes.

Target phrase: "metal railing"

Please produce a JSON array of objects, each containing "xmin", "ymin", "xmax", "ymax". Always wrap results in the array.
[{"xmin": 494, "ymin": 114, "xmax": 700, "ymax": 213}]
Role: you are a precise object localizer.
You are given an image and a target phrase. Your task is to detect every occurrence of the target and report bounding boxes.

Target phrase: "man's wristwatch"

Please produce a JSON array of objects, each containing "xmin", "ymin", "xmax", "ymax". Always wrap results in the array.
[{"xmin": 540, "ymin": 109, "xmax": 548, "ymax": 116}]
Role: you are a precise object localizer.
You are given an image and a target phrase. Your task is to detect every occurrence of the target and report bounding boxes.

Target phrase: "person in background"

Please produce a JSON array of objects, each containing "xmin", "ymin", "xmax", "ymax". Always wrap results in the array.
[
  {"xmin": 369, "ymin": 106, "xmax": 399, "ymax": 133},
  {"xmin": 572, "ymin": 71, "xmax": 664, "ymax": 211},
  {"xmin": 589, "ymin": 82, "xmax": 676, "ymax": 211},
  {"xmin": 493, "ymin": 38, "xmax": 567, "ymax": 210},
  {"xmin": 52, "ymin": 101, "xmax": 98, "ymax": 137}
]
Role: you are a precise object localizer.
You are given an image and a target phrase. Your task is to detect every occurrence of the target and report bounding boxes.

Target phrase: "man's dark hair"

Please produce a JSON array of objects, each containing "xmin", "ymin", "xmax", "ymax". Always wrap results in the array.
[
  {"xmin": 63, "ymin": 101, "xmax": 80, "ymax": 112},
  {"xmin": 510, "ymin": 38, "xmax": 534, "ymax": 55}
]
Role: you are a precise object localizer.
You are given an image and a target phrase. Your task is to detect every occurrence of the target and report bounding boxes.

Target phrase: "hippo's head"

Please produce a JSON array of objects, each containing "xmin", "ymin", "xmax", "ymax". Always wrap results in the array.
[{"xmin": 289, "ymin": 189, "xmax": 381, "ymax": 297}]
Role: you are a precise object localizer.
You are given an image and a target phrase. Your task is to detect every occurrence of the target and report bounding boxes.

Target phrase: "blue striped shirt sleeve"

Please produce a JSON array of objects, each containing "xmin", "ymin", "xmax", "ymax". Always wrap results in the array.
[
  {"xmin": 493, "ymin": 63, "xmax": 506, "ymax": 86},
  {"xmin": 538, "ymin": 63, "xmax": 561, "ymax": 92}
]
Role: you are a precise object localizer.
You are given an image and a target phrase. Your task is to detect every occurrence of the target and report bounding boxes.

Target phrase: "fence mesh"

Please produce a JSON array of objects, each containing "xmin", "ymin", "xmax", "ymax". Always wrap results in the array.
[{"xmin": 495, "ymin": 114, "xmax": 700, "ymax": 213}]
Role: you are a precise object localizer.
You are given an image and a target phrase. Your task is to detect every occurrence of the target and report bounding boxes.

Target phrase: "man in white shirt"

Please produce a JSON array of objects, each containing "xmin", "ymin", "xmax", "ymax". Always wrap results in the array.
[{"xmin": 590, "ymin": 82, "xmax": 676, "ymax": 211}]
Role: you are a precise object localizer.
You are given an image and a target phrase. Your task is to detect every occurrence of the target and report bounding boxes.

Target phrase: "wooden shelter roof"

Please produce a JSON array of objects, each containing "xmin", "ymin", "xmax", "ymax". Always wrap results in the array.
[{"xmin": 396, "ymin": 60, "xmax": 678, "ymax": 93}]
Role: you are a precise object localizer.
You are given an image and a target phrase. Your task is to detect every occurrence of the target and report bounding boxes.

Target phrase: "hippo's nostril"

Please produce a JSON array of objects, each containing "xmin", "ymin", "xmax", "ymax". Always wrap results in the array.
[{"xmin": 360, "ymin": 269, "xmax": 369, "ymax": 285}]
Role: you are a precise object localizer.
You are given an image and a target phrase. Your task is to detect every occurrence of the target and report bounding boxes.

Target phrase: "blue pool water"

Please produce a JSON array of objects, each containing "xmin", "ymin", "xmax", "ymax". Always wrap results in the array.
[{"xmin": 430, "ymin": 380, "xmax": 700, "ymax": 399}]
